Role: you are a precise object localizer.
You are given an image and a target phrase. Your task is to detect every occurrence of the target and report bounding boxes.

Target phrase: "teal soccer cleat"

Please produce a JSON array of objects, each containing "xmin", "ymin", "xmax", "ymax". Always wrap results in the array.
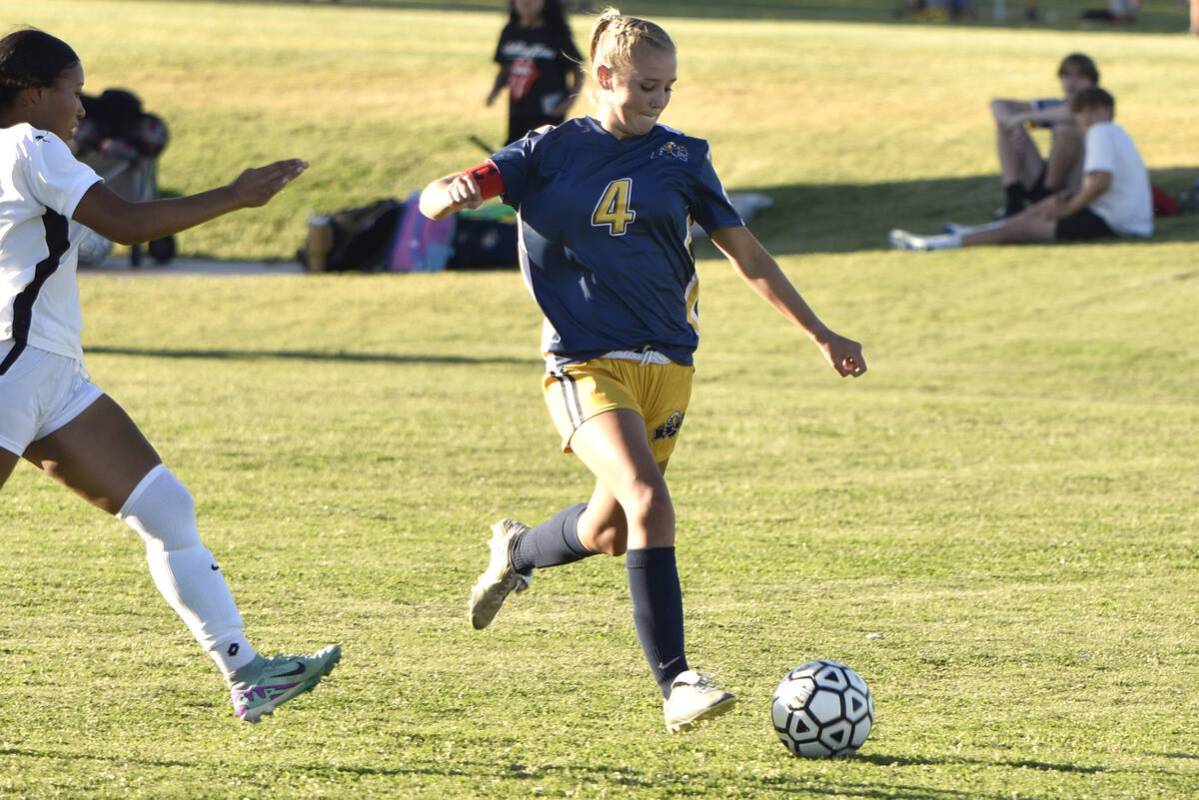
[{"xmin": 230, "ymin": 645, "xmax": 342, "ymax": 723}]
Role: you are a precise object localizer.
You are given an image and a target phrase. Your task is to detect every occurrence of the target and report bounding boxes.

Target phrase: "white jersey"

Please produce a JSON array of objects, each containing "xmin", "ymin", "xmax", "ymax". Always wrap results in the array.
[
  {"xmin": 1083, "ymin": 121, "xmax": 1152, "ymax": 238},
  {"xmin": 0, "ymin": 123, "xmax": 101, "ymax": 371}
]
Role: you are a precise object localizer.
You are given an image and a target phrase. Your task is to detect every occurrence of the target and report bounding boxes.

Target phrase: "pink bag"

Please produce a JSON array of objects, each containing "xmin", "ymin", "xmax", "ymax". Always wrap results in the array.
[{"xmin": 388, "ymin": 193, "xmax": 456, "ymax": 272}]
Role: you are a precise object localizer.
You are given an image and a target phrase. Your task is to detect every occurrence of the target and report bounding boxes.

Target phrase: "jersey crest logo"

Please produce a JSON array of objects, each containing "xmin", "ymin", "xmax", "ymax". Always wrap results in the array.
[
  {"xmin": 653, "ymin": 411, "xmax": 685, "ymax": 441},
  {"xmin": 652, "ymin": 141, "xmax": 689, "ymax": 162}
]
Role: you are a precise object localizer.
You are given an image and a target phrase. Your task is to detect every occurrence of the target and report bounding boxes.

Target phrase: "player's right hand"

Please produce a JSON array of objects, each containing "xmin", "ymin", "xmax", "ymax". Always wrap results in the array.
[
  {"xmin": 447, "ymin": 172, "xmax": 483, "ymax": 211},
  {"xmin": 818, "ymin": 332, "xmax": 867, "ymax": 378},
  {"xmin": 229, "ymin": 159, "xmax": 308, "ymax": 208}
]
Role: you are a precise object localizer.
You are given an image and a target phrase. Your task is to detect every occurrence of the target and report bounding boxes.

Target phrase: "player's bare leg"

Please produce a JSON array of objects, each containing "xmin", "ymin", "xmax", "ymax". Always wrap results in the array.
[
  {"xmin": 576, "ymin": 458, "xmax": 669, "ymax": 557},
  {"xmin": 570, "ymin": 409, "xmax": 735, "ymax": 731},
  {"xmin": 23, "ymin": 394, "xmax": 161, "ymax": 512},
  {"xmin": 568, "ymin": 408, "xmax": 674, "ymax": 549},
  {"xmin": 23, "ymin": 394, "xmax": 338, "ymax": 722}
]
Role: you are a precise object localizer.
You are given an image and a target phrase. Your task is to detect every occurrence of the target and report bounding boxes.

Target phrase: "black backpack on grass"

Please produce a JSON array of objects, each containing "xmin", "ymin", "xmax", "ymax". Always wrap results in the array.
[{"xmin": 297, "ymin": 199, "xmax": 404, "ymax": 272}]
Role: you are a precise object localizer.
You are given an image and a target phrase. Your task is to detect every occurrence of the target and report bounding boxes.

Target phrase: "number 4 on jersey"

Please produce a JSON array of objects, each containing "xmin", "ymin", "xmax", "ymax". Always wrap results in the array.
[{"xmin": 591, "ymin": 178, "xmax": 636, "ymax": 236}]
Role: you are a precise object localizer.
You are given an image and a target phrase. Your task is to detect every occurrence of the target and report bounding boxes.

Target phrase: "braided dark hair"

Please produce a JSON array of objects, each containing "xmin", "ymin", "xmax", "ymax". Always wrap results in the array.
[{"xmin": 0, "ymin": 29, "xmax": 79, "ymax": 111}]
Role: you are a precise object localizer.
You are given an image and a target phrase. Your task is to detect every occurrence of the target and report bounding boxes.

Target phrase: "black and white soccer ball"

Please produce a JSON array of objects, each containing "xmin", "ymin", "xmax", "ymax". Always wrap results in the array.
[{"xmin": 771, "ymin": 660, "xmax": 874, "ymax": 758}]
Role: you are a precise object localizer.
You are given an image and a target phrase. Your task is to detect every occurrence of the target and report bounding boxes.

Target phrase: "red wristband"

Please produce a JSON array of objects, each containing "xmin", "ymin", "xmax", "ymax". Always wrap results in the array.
[{"xmin": 467, "ymin": 160, "xmax": 505, "ymax": 200}]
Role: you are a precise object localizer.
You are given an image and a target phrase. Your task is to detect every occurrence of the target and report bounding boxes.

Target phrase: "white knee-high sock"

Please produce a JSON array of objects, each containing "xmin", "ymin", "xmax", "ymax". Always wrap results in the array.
[{"xmin": 118, "ymin": 465, "xmax": 258, "ymax": 678}]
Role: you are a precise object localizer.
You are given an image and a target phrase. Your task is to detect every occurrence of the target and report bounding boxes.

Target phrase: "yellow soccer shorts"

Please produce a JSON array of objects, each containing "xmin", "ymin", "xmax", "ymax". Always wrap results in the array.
[{"xmin": 543, "ymin": 356, "xmax": 694, "ymax": 463}]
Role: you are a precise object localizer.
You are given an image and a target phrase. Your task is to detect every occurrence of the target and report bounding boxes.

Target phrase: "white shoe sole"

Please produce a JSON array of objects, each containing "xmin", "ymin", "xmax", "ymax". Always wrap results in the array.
[
  {"xmin": 665, "ymin": 693, "xmax": 738, "ymax": 733},
  {"xmin": 468, "ymin": 520, "xmax": 529, "ymax": 630}
]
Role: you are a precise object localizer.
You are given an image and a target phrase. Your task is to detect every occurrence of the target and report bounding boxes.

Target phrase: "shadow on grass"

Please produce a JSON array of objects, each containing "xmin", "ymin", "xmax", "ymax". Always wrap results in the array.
[
  {"xmin": 1149, "ymin": 751, "xmax": 1199, "ymax": 760},
  {"xmin": 725, "ymin": 166, "xmax": 1199, "ymax": 257},
  {"xmin": 756, "ymin": 777, "xmax": 1007, "ymax": 799},
  {"xmin": 0, "ymin": 746, "xmax": 194, "ymax": 770},
  {"xmin": 855, "ymin": 751, "xmax": 1108, "ymax": 773},
  {"xmin": 0, "ymin": 745, "xmax": 474, "ymax": 779},
  {"xmin": 84, "ymin": 345, "xmax": 540, "ymax": 367},
  {"xmin": 4, "ymin": 745, "xmax": 1183, "ymax": 796}
]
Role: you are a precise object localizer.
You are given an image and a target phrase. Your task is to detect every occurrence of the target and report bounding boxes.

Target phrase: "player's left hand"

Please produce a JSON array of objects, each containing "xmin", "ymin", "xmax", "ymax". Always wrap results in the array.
[{"xmin": 818, "ymin": 332, "xmax": 867, "ymax": 378}]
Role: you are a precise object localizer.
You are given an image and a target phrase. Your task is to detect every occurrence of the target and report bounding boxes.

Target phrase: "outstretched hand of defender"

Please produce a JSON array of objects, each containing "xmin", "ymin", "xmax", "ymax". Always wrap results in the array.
[
  {"xmin": 445, "ymin": 172, "xmax": 484, "ymax": 212},
  {"xmin": 228, "ymin": 159, "xmax": 308, "ymax": 208},
  {"xmin": 818, "ymin": 332, "xmax": 867, "ymax": 378}
]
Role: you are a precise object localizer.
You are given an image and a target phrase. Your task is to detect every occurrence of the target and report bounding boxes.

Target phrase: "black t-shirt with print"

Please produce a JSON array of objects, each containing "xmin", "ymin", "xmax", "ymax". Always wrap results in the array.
[{"xmin": 494, "ymin": 22, "xmax": 582, "ymax": 140}]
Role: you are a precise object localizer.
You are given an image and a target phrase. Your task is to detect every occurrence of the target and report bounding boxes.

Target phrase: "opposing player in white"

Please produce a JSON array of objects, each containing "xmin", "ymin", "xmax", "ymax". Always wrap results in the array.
[{"xmin": 0, "ymin": 29, "xmax": 339, "ymax": 722}]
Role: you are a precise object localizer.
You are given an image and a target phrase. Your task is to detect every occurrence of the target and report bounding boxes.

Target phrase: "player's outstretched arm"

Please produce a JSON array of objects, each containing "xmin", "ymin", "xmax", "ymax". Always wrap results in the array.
[
  {"xmin": 420, "ymin": 172, "xmax": 482, "ymax": 221},
  {"xmin": 73, "ymin": 159, "xmax": 307, "ymax": 246},
  {"xmin": 710, "ymin": 226, "xmax": 866, "ymax": 378},
  {"xmin": 420, "ymin": 162, "xmax": 504, "ymax": 221}
]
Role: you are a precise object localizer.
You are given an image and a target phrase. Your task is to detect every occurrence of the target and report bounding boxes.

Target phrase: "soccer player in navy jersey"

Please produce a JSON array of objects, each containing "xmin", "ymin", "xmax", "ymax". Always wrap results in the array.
[{"xmin": 421, "ymin": 7, "xmax": 867, "ymax": 732}]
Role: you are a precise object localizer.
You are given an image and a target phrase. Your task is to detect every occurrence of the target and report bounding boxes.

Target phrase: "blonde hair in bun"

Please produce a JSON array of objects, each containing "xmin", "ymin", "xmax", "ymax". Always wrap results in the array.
[{"xmin": 588, "ymin": 7, "xmax": 675, "ymax": 79}]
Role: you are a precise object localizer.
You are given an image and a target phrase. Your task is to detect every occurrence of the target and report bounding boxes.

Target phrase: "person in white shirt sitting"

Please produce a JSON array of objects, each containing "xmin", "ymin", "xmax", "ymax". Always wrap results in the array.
[{"xmin": 891, "ymin": 87, "xmax": 1152, "ymax": 251}]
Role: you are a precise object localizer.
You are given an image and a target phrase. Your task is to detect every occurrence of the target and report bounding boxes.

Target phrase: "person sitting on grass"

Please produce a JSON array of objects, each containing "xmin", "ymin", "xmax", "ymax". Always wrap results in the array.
[
  {"xmin": 990, "ymin": 53, "xmax": 1099, "ymax": 218},
  {"xmin": 891, "ymin": 87, "xmax": 1152, "ymax": 251}
]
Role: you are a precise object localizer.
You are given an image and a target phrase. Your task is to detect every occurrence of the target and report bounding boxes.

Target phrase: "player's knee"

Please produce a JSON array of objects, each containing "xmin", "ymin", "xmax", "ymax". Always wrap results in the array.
[
  {"xmin": 116, "ymin": 464, "xmax": 200, "ymax": 552},
  {"xmin": 589, "ymin": 521, "xmax": 629, "ymax": 557},
  {"xmin": 619, "ymin": 477, "xmax": 674, "ymax": 530}
]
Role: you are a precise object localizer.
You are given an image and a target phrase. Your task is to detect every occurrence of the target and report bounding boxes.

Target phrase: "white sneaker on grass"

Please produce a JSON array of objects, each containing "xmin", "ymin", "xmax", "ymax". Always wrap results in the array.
[
  {"xmin": 889, "ymin": 228, "xmax": 929, "ymax": 251},
  {"xmin": 663, "ymin": 670, "xmax": 737, "ymax": 733},
  {"xmin": 230, "ymin": 645, "xmax": 341, "ymax": 723},
  {"xmin": 468, "ymin": 519, "xmax": 532, "ymax": 630},
  {"xmin": 890, "ymin": 229, "xmax": 960, "ymax": 251}
]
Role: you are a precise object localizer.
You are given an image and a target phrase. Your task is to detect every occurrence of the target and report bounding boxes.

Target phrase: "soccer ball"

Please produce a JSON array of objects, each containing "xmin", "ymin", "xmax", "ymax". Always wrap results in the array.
[{"xmin": 771, "ymin": 660, "xmax": 874, "ymax": 758}]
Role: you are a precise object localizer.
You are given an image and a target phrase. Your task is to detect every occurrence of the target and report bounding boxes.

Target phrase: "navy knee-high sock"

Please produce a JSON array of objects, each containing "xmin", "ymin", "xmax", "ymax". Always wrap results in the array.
[
  {"xmin": 509, "ymin": 504, "xmax": 593, "ymax": 574},
  {"xmin": 626, "ymin": 547, "xmax": 688, "ymax": 698}
]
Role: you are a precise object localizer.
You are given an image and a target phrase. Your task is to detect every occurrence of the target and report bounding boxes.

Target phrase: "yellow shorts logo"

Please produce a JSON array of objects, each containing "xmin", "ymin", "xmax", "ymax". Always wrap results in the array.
[{"xmin": 653, "ymin": 411, "xmax": 685, "ymax": 441}]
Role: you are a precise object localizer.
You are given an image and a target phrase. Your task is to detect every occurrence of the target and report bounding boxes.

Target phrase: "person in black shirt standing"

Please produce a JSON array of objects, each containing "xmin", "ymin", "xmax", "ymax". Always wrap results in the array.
[{"xmin": 487, "ymin": 0, "xmax": 584, "ymax": 145}]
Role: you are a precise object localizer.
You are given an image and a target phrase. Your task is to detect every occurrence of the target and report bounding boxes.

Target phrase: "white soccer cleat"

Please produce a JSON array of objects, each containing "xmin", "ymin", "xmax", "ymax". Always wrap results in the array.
[
  {"xmin": 468, "ymin": 519, "xmax": 532, "ymax": 630},
  {"xmin": 663, "ymin": 670, "xmax": 737, "ymax": 733}
]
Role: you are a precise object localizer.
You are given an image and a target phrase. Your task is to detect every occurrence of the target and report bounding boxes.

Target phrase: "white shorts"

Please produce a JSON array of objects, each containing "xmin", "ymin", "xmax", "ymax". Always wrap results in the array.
[{"xmin": 0, "ymin": 341, "xmax": 103, "ymax": 456}]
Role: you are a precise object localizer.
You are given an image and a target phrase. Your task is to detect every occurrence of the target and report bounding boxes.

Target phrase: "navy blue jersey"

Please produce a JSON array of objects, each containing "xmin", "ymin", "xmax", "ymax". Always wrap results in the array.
[{"xmin": 490, "ymin": 117, "xmax": 743, "ymax": 366}]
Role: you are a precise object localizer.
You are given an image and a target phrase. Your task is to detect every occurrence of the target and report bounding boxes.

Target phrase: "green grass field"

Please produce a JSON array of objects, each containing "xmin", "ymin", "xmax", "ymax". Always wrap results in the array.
[{"xmin": 1, "ymin": 2, "xmax": 1198, "ymax": 798}]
